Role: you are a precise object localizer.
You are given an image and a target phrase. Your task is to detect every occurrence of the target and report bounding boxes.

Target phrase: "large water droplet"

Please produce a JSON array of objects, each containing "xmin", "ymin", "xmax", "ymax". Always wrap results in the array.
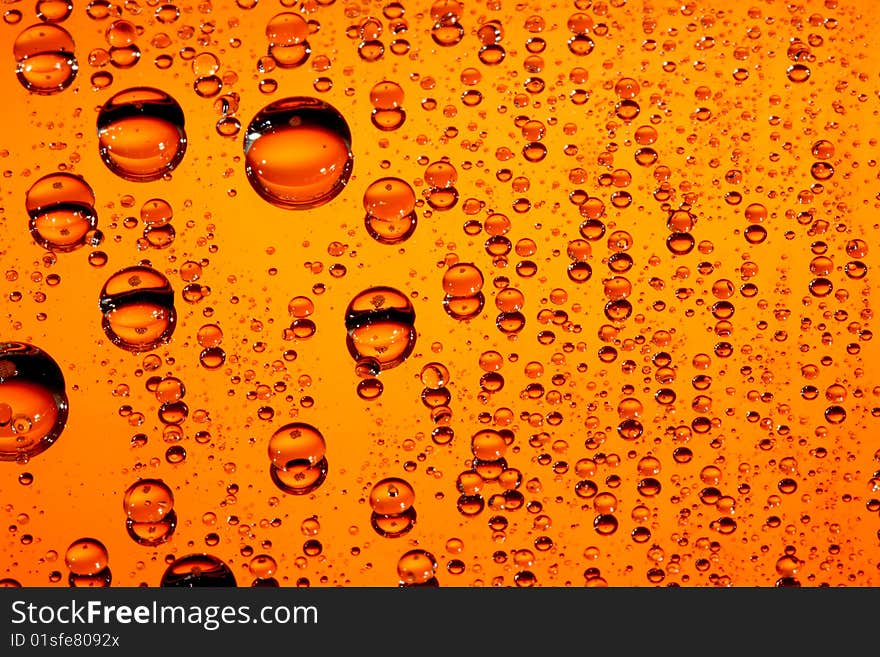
[
  {"xmin": 244, "ymin": 97, "xmax": 353, "ymax": 210},
  {"xmin": 96, "ymin": 87, "xmax": 187, "ymax": 182},
  {"xmin": 0, "ymin": 342, "xmax": 68, "ymax": 462},
  {"xmin": 13, "ymin": 23, "xmax": 78, "ymax": 94},
  {"xmin": 25, "ymin": 172, "xmax": 98, "ymax": 252}
]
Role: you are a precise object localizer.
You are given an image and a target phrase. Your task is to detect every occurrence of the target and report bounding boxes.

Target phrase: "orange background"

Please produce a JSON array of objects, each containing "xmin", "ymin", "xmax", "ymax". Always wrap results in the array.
[{"xmin": 1, "ymin": 0, "xmax": 878, "ymax": 587}]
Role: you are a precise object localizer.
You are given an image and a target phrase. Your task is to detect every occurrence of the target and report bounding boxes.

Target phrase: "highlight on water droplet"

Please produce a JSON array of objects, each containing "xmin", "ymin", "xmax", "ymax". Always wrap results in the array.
[
  {"xmin": 0, "ymin": 342, "xmax": 69, "ymax": 463},
  {"xmin": 25, "ymin": 172, "xmax": 98, "ymax": 252},
  {"xmin": 99, "ymin": 265, "xmax": 177, "ymax": 353},
  {"xmin": 243, "ymin": 97, "xmax": 353, "ymax": 210},
  {"xmin": 96, "ymin": 87, "xmax": 188, "ymax": 182}
]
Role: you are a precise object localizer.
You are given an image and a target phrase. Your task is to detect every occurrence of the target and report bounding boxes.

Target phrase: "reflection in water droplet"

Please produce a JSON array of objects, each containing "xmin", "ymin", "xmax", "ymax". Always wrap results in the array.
[
  {"xmin": 199, "ymin": 347, "xmax": 226, "ymax": 369},
  {"xmin": 443, "ymin": 293, "xmax": 484, "ymax": 321},
  {"xmin": 96, "ymin": 87, "xmax": 187, "ymax": 182},
  {"xmin": 99, "ymin": 265, "xmax": 176, "ymax": 352},
  {"xmin": 125, "ymin": 511, "xmax": 177, "ymax": 547},
  {"xmin": 69, "ymin": 568, "xmax": 112, "ymax": 588},
  {"xmin": 269, "ymin": 458, "xmax": 328, "ymax": 495},
  {"xmin": 371, "ymin": 506, "xmax": 417, "ymax": 538},
  {"xmin": 0, "ymin": 342, "xmax": 68, "ymax": 462},
  {"xmin": 244, "ymin": 97, "xmax": 353, "ymax": 210},
  {"xmin": 356, "ymin": 377, "xmax": 384, "ymax": 400}
]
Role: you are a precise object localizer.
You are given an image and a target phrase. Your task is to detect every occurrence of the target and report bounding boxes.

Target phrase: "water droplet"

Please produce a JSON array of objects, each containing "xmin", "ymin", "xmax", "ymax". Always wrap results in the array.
[
  {"xmin": 96, "ymin": 87, "xmax": 187, "ymax": 182},
  {"xmin": 123, "ymin": 478, "xmax": 174, "ymax": 522},
  {"xmin": 199, "ymin": 347, "xmax": 226, "ymax": 369},
  {"xmin": 471, "ymin": 428, "xmax": 507, "ymax": 460},
  {"xmin": 194, "ymin": 75, "xmax": 223, "ymax": 98},
  {"xmin": 123, "ymin": 478, "xmax": 176, "ymax": 546},
  {"xmin": 13, "ymin": 23, "xmax": 78, "ymax": 94},
  {"xmin": 64, "ymin": 538, "xmax": 109, "ymax": 576},
  {"xmin": 140, "ymin": 198, "xmax": 173, "ymax": 227},
  {"xmin": 371, "ymin": 506, "xmax": 417, "ymax": 538},
  {"xmin": 270, "ymin": 458, "xmax": 328, "ymax": 495},
  {"xmin": 160, "ymin": 553, "xmax": 236, "ymax": 587},
  {"xmin": 397, "ymin": 549, "xmax": 438, "ymax": 585},
  {"xmin": 243, "ymin": 97, "xmax": 353, "ymax": 210},
  {"xmin": 363, "ymin": 177, "xmax": 417, "ymax": 244},
  {"xmin": 249, "ymin": 554, "xmax": 277, "ymax": 578},
  {"xmin": 344, "ymin": 286, "xmax": 416, "ymax": 371},
  {"xmin": 420, "ymin": 362, "xmax": 450, "ymax": 389},
  {"xmin": 369, "ymin": 80, "xmax": 406, "ymax": 130},
  {"xmin": 443, "ymin": 293, "xmax": 484, "ymax": 320},
  {"xmin": 266, "ymin": 11, "xmax": 309, "ymax": 45},
  {"xmin": 0, "ymin": 342, "xmax": 68, "ymax": 462},
  {"xmin": 369, "ymin": 477, "xmax": 415, "ymax": 515},
  {"xmin": 25, "ymin": 172, "xmax": 98, "ymax": 252},
  {"xmin": 356, "ymin": 377, "xmax": 383, "ymax": 400},
  {"xmin": 268, "ymin": 421, "xmax": 326, "ymax": 470},
  {"xmin": 36, "ymin": 0, "xmax": 73, "ymax": 23},
  {"xmin": 69, "ymin": 568, "xmax": 112, "ymax": 588},
  {"xmin": 442, "ymin": 262, "xmax": 483, "ymax": 296},
  {"xmin": 99, "ymin": 265, "xmax": 176, "ymax": 352}
]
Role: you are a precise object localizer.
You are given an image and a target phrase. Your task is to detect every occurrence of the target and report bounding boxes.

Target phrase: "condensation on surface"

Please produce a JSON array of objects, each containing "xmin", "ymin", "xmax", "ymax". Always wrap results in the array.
[{"xmin": 0, "ymin": 0, "xmax": 878, "ymax": 588}]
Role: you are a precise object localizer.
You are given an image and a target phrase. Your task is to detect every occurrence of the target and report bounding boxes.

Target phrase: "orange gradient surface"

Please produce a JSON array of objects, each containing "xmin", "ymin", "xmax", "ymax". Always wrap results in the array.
[{"xmin": 1, "ymin": 0, "xmax": 879, "ymax": 587}]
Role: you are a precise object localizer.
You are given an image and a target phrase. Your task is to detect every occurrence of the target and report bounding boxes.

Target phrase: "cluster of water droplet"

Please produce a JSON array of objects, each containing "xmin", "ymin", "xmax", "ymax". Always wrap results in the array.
[{"xmin": 0, "ymin": 0, "xmax": 877, "ymax": 590}]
